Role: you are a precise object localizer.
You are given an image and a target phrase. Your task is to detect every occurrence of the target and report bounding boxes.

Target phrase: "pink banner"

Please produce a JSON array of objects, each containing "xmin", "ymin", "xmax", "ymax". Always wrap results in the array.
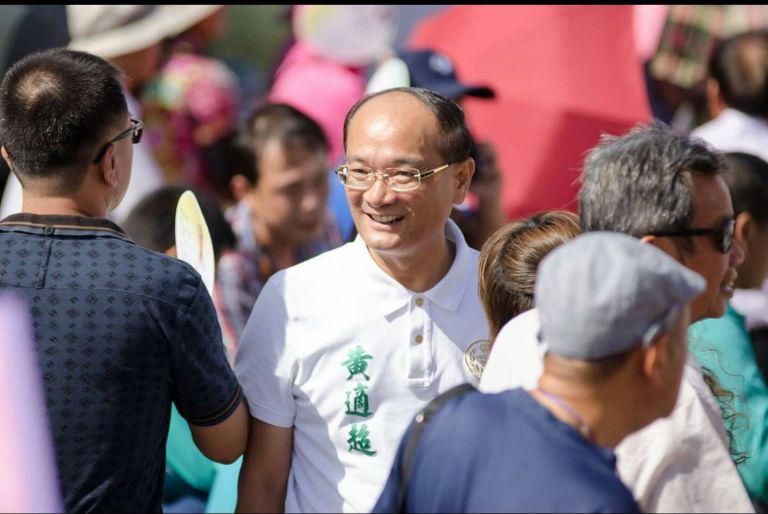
[{"xmin": 0, "ymin": 294, "xmax": 61, "ymax": 512}]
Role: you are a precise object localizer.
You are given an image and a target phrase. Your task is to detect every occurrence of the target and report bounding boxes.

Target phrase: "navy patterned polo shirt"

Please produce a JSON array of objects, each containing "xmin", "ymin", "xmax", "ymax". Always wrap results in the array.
[{"xmin": 0, "ymin": 213, "xmax": 242, "ymax": 513}]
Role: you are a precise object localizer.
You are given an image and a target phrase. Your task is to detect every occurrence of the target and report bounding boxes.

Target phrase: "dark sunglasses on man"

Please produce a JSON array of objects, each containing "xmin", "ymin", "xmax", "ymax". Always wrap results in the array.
[
  {"xmin": 93, "ymin": 118, "xmax": 143, "ymax": 164},
  {"xmin": 650, "ymin": 218, "xmax": 735, "ymax": 254}
]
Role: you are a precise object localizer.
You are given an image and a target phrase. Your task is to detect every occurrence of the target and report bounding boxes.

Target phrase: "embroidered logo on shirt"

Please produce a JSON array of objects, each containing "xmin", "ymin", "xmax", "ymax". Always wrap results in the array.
[
  {"xmin": 341, "ymin": 345, "xmax": 373, "ymax": 380},
  {"xmin": 464, "ymin": 339, "xmax": 491, "ymax": 378}
]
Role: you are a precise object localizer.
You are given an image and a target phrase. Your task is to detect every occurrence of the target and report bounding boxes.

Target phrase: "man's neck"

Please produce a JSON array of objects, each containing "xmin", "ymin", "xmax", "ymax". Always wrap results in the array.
[
  {"xmin": 262, "ymin": 240, "xmax": 298, "ymax": 270},
  {"xmin": 367, "ymin": 235, "xmax": 455, "ymax": 293},
  {"xmin": 251, "ymin": 220, "xmax": 300, "ymax": 271},
  {"xmin": 21, "ymin": 193, "xmax": 104, "ymax": 218},
  {"xmin": 533, "ymin": 375, "xmax": 642, "ymax": 449}
]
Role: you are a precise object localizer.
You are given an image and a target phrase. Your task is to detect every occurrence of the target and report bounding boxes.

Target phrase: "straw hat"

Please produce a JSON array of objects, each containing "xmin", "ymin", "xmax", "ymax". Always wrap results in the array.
[{"xmin": 67, "ymin": 5, "xmax": 223, "ymax": 59}]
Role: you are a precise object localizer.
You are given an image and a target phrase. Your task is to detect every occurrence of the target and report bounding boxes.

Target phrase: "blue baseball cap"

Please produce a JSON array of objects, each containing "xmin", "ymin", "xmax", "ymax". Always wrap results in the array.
[{"xmin": 398, "ymin": 49, "xmax": 495, "ymax": 100}]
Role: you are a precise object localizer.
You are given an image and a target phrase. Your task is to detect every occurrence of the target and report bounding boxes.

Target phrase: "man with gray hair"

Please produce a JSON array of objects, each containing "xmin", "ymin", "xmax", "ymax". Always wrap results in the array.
[
  {"xmin": 481, "ymin": 121, "xmax": 755, "ymax": 512},
  {"xmin": 374, "ymin": 232, "xmax": 705, "ymax": 513}
]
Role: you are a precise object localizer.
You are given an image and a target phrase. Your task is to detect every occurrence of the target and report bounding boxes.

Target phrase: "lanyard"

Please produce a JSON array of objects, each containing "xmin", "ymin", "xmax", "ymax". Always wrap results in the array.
[{"xmin": 535, "ymin": 388, "xmax": 595, "ymax": 443}]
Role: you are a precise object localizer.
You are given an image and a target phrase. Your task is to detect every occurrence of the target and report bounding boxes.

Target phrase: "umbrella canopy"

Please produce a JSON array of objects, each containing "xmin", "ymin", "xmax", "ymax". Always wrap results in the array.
[{"xmin": 410, "ymin": 5, "xmax": 652, "ymax": 220}]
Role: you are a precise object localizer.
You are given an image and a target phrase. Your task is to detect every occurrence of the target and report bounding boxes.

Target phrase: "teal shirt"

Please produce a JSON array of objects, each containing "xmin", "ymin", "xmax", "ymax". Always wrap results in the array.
[
  {"xmin": 165, "ymin": 404, "xmax": 217, "ymax": 495},
  {"xmin": 205, "ymin": 459, "xmax": 241, "ymax": 513},
  {"xmin": 689, "ymin": 303, "xmax": 768, "ymax": 504}
]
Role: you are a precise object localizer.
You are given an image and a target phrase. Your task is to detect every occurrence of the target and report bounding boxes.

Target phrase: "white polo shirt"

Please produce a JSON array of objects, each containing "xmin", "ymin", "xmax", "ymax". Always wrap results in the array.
[
  {"xmin": 235, "ymin": 219, "xmax": 487, "ymax": 513},
  {"xmin": 480, "ymin": 308, "xmax": 755, "ymax": 513}
]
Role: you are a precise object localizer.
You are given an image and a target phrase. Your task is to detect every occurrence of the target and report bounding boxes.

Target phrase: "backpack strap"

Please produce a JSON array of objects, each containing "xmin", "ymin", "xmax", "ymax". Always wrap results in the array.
[{"xmin": 397, "ymin": 382, "xmax": 477, "ymax": 513}]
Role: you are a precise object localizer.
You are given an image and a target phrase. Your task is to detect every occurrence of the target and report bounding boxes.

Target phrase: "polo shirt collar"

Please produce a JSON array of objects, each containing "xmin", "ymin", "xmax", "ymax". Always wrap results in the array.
[
  {"xmin": 0, "ymin": 213, "xmax": 131, "ymax": 241},
  {"xmin": 354, "ymin": 219, "xmax": 474, "ymax": 315}
]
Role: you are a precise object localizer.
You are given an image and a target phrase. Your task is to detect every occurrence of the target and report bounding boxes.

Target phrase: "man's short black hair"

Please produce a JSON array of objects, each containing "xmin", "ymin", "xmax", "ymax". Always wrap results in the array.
[
  {"xmin": 722, "ymin": 152, "xmax": 768, "ymax": 225},
  {"xmin": 0, "ymin": 48, "xmax": 127, "ymax": 193},
  {"xmin": 122, "ymin": 184, "xmax": 237, "ymax": 261},
  {"xmin": 709, "ymin": 30, "xmax": 768, "ymax": 117},
  {"xmin": 122, "ymin": 185, "xmax": 236, "ymax": 263},
  {"xmin": 230, "ymin": 103, "xmax": 328, "ymax": 186}
]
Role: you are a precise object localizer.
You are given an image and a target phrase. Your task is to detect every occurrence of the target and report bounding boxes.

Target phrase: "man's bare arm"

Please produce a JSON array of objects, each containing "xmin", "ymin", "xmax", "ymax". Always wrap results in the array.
[
  {"xmin": 236, "ymin": 417, "xmax": 293, "ymax": 513},
  {"xmin": 189, "ymin": 398, "xmax": 249, "ymax": 463}
]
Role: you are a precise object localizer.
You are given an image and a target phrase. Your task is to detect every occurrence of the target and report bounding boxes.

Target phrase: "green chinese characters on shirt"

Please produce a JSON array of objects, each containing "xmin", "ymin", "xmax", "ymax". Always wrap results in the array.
[
  {"xmin": 347, "ymin": 423, "xmax": 377, "ymax": 456},
  {"xmin": 341, "ymin": 346, "xmax": 377, "ymax": 456},
  {"xmin": 345, "ymin": 382, "xmax": 372, "ymax": 417},
  {"xmin": 341, "ymin": 345, "xmax": 373, "ymax": 380}
]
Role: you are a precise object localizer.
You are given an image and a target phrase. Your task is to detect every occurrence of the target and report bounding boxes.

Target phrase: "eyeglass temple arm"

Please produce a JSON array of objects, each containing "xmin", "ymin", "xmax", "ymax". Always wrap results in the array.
[{"xmin": 418, "ymin": 163, "xmax": 451, "ymax": 180}]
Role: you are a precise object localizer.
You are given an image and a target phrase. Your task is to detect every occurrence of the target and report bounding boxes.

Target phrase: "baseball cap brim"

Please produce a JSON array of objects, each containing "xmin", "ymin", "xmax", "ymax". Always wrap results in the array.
[
  {"xmin": 430, "ymin": 80, "xmax": 496, "ymax": 101},
  {"xmin": 463, "ymin": 85, "xmax": 496, "ymax": 98}
]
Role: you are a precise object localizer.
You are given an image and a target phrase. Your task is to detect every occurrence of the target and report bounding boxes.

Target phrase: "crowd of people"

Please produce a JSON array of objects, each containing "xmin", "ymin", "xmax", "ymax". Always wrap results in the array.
[{"xmin": 3, "ymin": 4, "xmax": 768, "ymax": 514}]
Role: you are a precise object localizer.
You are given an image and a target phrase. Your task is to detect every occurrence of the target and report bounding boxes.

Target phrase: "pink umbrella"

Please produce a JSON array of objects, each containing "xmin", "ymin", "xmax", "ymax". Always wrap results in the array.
[
  {"xmin": 0, "ymin": 294, "xmax": 61, "ymax": 512},
  {"xmin": 410, "ymin": 5, "xmax": 652, "ymax": 220}
]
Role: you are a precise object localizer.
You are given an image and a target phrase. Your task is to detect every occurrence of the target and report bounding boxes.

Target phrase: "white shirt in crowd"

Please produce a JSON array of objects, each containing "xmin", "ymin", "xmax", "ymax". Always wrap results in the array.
[
  {"xmin": 0, "ymin": 91, "xmax": 163, "ymax": 223},
  {"xmin": 234, "ymin": 219, "xmax": 488, "ymax": 513},
  {"xmin": 690, "ymin": 107, "xmax": 768, "ymax": 164},
  {"xmin": 480, "ymin": 308, "xmax": 755, "ymax": 513}
]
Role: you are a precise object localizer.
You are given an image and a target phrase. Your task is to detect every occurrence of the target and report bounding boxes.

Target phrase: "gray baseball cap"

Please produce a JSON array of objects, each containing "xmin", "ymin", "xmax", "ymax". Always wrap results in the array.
[{"xmin": 535, "ymin": 232, "xmax": 706, "ymax": 359}]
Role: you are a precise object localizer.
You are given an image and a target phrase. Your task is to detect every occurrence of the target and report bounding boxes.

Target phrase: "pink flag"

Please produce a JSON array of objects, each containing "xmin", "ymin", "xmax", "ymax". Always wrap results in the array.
[{"xmin": 0, "ymin": 294, "xmax": 62, "ymax": 512}]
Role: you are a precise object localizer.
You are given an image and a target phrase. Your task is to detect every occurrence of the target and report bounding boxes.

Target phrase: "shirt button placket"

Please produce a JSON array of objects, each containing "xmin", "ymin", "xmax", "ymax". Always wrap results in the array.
[{"xmin": 408, "ymin": 296, "xmax": 429, "ymax": 382}]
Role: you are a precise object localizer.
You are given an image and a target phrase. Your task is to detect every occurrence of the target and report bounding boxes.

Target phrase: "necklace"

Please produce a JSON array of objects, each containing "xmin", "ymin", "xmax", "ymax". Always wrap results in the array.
[{"xmin": 535, "ymin": 388, "xmax": 595, "ymax": 443}]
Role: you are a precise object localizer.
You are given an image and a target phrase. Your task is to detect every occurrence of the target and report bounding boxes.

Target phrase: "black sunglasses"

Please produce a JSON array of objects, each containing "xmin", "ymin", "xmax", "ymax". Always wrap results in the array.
[
  {"xmin": 93, "ymin": 118, "xmax": 143, "ymax": 164},
  {"xmin": 650, "ymin": 218, "xmax": 735, "ymax": 254}
]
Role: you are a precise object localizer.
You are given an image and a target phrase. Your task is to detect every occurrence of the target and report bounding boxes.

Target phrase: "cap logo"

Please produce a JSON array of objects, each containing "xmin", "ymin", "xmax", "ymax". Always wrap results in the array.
[{"xmin": 429, "ymin": 53, "xmax": 454, "ymax": 77}]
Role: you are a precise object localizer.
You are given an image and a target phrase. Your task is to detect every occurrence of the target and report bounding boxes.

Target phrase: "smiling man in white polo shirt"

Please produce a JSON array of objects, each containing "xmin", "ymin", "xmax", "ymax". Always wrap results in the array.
[{"xmin": 234, "ymin": 87, "xmax": 487, "ymax": 513}]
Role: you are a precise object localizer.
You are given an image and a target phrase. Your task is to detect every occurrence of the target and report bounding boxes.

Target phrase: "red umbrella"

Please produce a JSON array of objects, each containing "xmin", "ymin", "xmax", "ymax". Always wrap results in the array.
[{"xmin": 410, "ymin": 5, "xmax": 652, "ymax": 220}]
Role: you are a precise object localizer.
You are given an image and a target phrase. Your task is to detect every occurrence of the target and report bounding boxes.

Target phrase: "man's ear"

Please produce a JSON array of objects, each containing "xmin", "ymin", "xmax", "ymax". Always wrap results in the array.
[
  {"xmin": 640, "ymin": 234, "xmax": 684, "ymax": 262},
  {"xmin": 1, "ymin": 146, "xmax": 12, "ymax": 169},
  {"xmin": 641, "ymin": 337, "xmax": 666, "ymax": 387},
  {"xmin": 100, "ymin": 144, "xmax": 119, "ymax": 189},
  {"xmin": 230, "ymin": 174, "xmax": 252, "ymax": 203},
  {"xmin": 706, "ymin": 78, "xmax": 725, "ymax": 119},
  {"xmin": 734, "ymin": 211, "xmax": 753, "ymax": 248},
  {"xmin": 452, "ymin": 157, "xmax": 475, "ymax": 205}
]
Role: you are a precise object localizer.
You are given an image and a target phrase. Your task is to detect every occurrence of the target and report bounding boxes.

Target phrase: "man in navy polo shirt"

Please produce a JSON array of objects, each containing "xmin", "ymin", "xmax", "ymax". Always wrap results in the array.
[
  {"xmin": 374, "ymin": 232, "xmax": 705, "ymax": 513},
  {"xmin": 0, "ymin": 48, "xmax": 248, "ymax": 512}
]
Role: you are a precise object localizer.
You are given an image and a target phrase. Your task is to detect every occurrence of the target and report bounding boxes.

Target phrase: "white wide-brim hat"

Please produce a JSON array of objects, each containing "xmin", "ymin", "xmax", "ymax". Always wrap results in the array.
[{"xmin": 67, "ymin": 5, "xmax": 223, "ymax": 59}]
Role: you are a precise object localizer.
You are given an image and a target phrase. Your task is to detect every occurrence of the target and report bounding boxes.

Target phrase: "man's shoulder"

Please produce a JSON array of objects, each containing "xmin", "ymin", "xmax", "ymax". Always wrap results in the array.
[
  {"xmin": 480, "ymin": 309, "xmax": 543, "ymax": 393},
  {"xmin": 690, "ymin": 116, "xmax": 724, "ymax": 141},
  {"xmin": 429, "ymin": 388, "xmax": 524, "ymax": 438},
  {"xmin": 269, "ymin": 241, "xmax": 357, "ymax": 289},
  {"xmin": 690, "ymin": 109, "xmax": 767, "ymax": 152},
  {"xmin": 84, "ymin": 239, "xmax": 205, "ymax": 311}
]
